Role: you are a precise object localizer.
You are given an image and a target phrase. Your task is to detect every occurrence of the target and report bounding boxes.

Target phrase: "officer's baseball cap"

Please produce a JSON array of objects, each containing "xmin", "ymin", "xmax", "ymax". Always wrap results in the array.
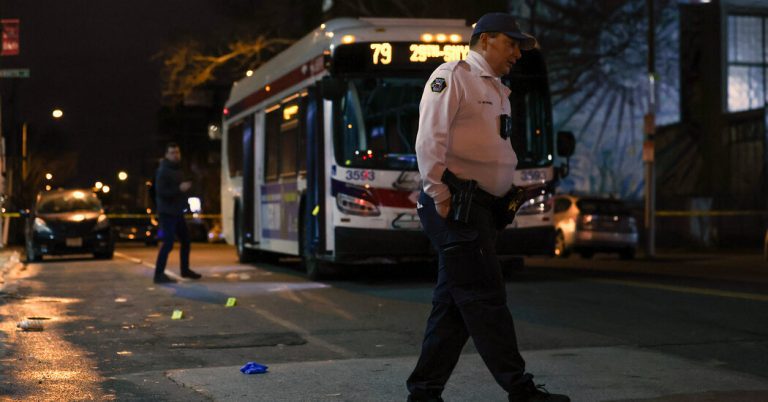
[{"xmin": 472, "ymin": 13, "xmax": 537, "ymax": 50}]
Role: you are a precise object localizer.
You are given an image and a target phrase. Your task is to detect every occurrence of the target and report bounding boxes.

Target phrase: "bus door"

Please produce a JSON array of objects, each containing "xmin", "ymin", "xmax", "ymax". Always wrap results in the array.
[
  {"xmin": 302, "ymin": 87, "xmax": 326, "ymax": 257},
  {"xmin": 261, "ymin": 99, "xmax": 302, "ymax": 254},
  {"xmin": 241, "ymin": 115, "xmax": 257, "ymax": 246}
]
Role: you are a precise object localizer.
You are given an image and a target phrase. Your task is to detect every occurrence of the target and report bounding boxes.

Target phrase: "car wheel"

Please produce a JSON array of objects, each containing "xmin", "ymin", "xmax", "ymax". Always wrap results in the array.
[
  {"xmin": 554, "ymin": 231, "xmax": 570, "ymax": 258},
  {"xmin": 619, "ymin": 248, "xmax": 635, "ymax": 260},
  {"xmin": 26, "ymin": 241, "xmax": 42, "ymax": 262},
  {"xmin": 94, "ymin": 249, "xmax": 114, "ymax": 260},
  {"xmin": 579, "ymin": 250, "xmax": 594, "ymax": 259}
]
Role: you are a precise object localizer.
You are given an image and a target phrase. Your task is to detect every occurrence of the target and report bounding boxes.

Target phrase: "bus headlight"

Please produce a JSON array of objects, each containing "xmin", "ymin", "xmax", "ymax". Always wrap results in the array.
[{"xmin": 336, "ymin": 192, "xmax": 381, "ymax": 216}]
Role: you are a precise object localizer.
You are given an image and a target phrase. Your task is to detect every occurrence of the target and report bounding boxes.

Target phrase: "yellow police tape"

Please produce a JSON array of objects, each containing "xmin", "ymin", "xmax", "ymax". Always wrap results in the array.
[
  {"xmin": 0, "ymin": 213, "xmax": 222, "ymax": 219},
  {"xmin": 655, "ymin": 210, "xmax": 768, "ymax": 217}
]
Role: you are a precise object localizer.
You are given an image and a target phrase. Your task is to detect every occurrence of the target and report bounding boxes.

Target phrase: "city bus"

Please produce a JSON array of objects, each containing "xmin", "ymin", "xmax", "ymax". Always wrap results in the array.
[{"xmin": 221, "ymin": 17, "xmax": 573, "ymax": 278}]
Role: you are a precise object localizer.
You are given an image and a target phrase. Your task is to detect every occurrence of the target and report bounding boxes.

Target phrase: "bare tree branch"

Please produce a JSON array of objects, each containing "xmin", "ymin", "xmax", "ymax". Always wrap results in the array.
[{"xmin": 158, "ymin": 36, "xmax": 294, "ymax": 103}]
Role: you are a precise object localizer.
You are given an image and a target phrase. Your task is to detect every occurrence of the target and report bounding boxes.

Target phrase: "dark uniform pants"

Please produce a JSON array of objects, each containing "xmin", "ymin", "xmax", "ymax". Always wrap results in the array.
[
  {"xmin": 407, "ymin": 191, "xmax": 530, "ymax": 398},
  {"xmin": 154, "ymin": 213, "xmax": 191, "ymax": 277}
]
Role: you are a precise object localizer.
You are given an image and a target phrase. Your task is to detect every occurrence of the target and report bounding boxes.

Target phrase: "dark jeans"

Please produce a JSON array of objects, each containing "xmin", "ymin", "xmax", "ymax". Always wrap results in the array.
[
  {"xmin": 407, "ymin": 191, "xmax": 530, "ymax": 399},
  {"xmin": 154, "ymin": 213, "xmax": 190, "ymax": 277}
]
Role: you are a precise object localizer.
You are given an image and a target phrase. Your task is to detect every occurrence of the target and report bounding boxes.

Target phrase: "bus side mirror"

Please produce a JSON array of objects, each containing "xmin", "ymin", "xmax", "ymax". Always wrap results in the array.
[
  {"xmin": 320, "ymin": 77, "xmax": 346, "ymax": 101},
  {"xmin": 557, "ymin": 131, "xmax": 575, "ymax": 157},
  {"xmin": 556, "ymin": 131, "xmax": 576, "ymax": 179}
]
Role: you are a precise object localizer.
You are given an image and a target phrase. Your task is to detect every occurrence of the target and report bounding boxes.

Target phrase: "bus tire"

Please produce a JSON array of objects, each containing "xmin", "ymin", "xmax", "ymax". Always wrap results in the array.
[
  {"xmin": 304, "ymin": 255, "xmax": 328, "ymax": 281},
  {"xmin": 299, "ymin": 199, "xmax": 328, "ymax": 280},
  {"xmin": 235, "ymin": 203, "xmax": 257, "ymax": 263}
]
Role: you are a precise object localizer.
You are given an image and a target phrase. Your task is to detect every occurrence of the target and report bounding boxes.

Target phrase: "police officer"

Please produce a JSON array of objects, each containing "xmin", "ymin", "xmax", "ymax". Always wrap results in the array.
[{"xmin": 407, "ymin": 13, "xmax": 569, "ymax": 402}]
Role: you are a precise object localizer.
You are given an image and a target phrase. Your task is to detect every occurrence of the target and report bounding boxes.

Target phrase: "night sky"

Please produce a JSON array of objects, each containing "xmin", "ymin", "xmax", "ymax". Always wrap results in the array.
[{"xmin": 0, "ymin": 1, "xmax": 239, "ymax": 189}]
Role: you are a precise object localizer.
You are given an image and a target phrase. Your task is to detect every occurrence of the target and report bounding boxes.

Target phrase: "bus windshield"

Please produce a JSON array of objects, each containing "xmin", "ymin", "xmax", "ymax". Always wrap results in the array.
[
  {"xmin": 505, "ymin": 49, "xmax": 554, "ymax": 169},
  {"xmin": 507, "ymin": 76, "xmax": 554, "ymax": 169},
  {"xmin": 333, "ymin": 77, "xmax": 423, "ymax": 171}
]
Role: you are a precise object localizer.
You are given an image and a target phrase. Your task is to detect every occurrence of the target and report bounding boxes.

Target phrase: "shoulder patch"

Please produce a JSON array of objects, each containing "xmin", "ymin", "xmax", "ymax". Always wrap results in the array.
[{"xmin": 431, "ymin": 77, "xmax": 447, "ymax": 93}]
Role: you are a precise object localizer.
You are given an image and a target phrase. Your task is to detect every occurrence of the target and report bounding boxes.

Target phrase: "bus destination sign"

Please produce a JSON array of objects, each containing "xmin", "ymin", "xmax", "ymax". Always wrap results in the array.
[{"xmin": 333, "ymin": 42, "xmax": 470, "ymax": 74}]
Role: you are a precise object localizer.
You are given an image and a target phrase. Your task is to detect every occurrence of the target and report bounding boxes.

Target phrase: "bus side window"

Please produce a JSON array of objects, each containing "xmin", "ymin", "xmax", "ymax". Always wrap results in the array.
[
  {"xmin": 227, "ymin": 120, "xmax": 245, "ymax": 177},
  {"xmin": 279, "ymin": 102, "xmax": 300, "ymax": 178},
  {"xmin": 265, "ymin": 106, "xmax": 281, "ymax": 182}
]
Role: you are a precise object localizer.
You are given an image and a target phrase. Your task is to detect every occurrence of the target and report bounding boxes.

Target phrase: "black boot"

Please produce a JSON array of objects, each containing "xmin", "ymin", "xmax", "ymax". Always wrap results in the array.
[
  {"xmin": 153, "ymin": 273, "xmax": 177, "ymax": 284},
  {"xmin": 508, "ymin": 381, "xmax": 570, "ymax": 402},
  {"xmin": 181, "ymin": 269, "xmax": 202, "ymax": 279}
]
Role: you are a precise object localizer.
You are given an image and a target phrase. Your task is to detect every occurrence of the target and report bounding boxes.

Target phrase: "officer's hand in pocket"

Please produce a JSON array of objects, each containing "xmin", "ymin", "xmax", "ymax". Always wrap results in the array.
[{"xmin": 435, "ymin": 198, "xmax": 451, "ymax": 219}]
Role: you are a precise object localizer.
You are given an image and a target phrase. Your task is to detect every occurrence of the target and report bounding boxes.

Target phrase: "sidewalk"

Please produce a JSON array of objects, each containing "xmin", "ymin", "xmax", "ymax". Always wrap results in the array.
[{"xmin": 162, "ymin": 346, "xmax": 768, "ymax": 402}]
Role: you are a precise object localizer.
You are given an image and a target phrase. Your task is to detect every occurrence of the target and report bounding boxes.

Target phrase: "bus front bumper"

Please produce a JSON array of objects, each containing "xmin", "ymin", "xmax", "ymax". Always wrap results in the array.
[{"xmin": 333, "ymin": 227, "xmax": 433, "ymax": 261}]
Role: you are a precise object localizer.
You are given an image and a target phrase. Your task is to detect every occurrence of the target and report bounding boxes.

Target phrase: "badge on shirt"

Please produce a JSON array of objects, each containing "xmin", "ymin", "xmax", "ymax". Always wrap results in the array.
[{"xmin": 430, "ymin": 78, "xmax": 447, "ymax": 93}]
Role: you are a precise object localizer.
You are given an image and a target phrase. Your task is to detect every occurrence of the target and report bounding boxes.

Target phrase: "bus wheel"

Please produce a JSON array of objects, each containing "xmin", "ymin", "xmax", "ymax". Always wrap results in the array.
[
  {"xmin": 304, "ymin": 255, "xmax": 328, "ymax": 281},
  {"xmin": 235, "ymin": 205, "xmax": 257, "ymax": 263},
  {"xmin": 300, "ymin": 222, "xmax": 329, "ymax": 280}
]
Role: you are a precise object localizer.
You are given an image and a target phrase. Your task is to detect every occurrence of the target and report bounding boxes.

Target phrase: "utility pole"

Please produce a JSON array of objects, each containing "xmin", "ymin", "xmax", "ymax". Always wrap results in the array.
[{"xmin": 643, "ymin": 0, "xmax": 656, "ymax": 258}]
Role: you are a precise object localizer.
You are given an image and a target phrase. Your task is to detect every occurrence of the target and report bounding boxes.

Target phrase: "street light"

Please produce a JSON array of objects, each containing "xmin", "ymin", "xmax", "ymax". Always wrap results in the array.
[
  {"xmin": 102, "ymin": 185, "xmax": 111, "ymax": 194},
  {"xmin": 94, "ymin": 181, "xmax": 103, "ymax": 189},
  {"xmin": 52, "ymin": 109, "xmax": 63, "ymax": 119},
  {"xmin": 45, "ymin": 173, "xmax": 53, "ymax": 180},
  {"xmin": 118, "ymin": 171, "xmax": 128, "ymax": 181}
]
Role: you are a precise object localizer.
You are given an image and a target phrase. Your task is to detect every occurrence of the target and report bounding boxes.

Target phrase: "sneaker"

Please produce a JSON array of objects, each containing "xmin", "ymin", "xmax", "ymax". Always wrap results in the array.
[
  {"xmin": 509, "ymin": 382, "xmax": 570, "ymax": 402},
  {"xmin": 181, "ymin": 270, "xmax": 202, "ymax": 279},
  {"xmin": 153, "ymin": 274, "xmax": 177, "ymax": 284}
]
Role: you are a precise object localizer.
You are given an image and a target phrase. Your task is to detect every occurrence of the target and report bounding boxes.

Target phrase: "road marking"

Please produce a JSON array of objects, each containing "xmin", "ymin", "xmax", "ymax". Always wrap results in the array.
[
  {"xmin": 249, "ymin": 305, "xmax": 354, "ymax": 358},
  {"xmin": 591, "ymin": 278, "xmax": 768, "ymax": 302},
  {"xmin": 114, "ymin": 251, "xmax": 182, "ymax": 280},
  {"xmin": 115, "ymin": 251, "xmax": 351, "ymax": 356}
]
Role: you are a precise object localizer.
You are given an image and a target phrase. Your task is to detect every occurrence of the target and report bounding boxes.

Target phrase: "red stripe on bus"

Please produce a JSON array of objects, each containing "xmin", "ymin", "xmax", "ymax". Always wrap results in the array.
[
  {"xmin": 227, "ymin": 55, "xmax": 326, "ymax": 118},
  {"xmin": 371, "ymin": 188, "xmax": 417, "ymax": 209}
]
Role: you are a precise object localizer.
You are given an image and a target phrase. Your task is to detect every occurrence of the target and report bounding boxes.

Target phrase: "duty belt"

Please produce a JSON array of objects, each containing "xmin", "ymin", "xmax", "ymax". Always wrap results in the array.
[{"xmin": 441, "ymin": 168, "xmax": 550, "ymax": 228}]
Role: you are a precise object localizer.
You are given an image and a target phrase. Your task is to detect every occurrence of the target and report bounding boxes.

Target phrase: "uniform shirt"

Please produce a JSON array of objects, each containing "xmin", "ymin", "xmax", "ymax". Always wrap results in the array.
[{"xmin": 415, "ymin": 50, "xmax": 518, "ymax": 204}]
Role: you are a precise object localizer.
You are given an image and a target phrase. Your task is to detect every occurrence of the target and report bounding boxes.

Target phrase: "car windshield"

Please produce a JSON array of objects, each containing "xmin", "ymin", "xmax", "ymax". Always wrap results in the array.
[
  {"xmin": 577, "ymin": 199, "xmax": 631, "ymax": 216},
  {"xmin": 333, "ymin": 77, "xmax": 423, "ymax": 170},
  {"xmin": 37, "ymin": 191, "xmax": 102, "ymax": 213}
]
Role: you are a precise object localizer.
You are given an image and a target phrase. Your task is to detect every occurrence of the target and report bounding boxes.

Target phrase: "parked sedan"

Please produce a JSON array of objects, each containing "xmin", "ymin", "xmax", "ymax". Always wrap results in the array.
[
  {"xmin": 25, "ymin": 189, "xmax": 114, "ymax": 261},
  {"xmin": 110, "ymin": 207, "xmax": 158, "ymax": 246},
  {"xmin": 553, "ymin": 194, "xmax": 638, "ymax": 259}
]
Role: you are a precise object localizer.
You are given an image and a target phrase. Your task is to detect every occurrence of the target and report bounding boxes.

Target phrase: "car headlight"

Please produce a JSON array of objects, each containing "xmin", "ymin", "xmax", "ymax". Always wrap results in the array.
[
  {"xmin": 517, "ymin": 194, "xmax": 553, "ymax": 216},
  {"xmin": 93, "ymin": 214, "xmax": 110, "ymax": 231},
  {"xmin": 33, "ymin": 217, "xmax": 53, "ymax": 234}
]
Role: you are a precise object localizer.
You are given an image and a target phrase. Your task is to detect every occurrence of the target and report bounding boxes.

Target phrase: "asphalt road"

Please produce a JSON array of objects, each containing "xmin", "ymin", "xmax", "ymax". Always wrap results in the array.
[{"xmin": 1, "ymin": 243, "xmax": 767, "ymax": 400}]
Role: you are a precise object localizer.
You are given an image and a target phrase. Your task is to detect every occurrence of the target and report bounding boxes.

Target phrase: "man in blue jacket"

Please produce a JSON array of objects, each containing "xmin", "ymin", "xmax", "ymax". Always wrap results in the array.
[{"xmin": 153, "ymin": 142, "xmax": 202, "ymax": 283}]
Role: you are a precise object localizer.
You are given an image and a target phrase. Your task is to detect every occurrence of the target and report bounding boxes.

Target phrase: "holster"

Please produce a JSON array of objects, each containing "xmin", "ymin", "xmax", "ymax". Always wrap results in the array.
[
  {"xmin": 493, "ymin": 184, "xmax": 550, "ymax": 230},
  {"xmin": 441, "ymin": 169, "xmax": 478, "ymax": 224}
]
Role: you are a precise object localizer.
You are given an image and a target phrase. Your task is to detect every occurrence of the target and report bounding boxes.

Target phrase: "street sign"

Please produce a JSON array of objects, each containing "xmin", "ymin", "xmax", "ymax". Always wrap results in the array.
[{"xmin": 0, "ymin": 68, "xmax": 29, "ymax": 78}]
